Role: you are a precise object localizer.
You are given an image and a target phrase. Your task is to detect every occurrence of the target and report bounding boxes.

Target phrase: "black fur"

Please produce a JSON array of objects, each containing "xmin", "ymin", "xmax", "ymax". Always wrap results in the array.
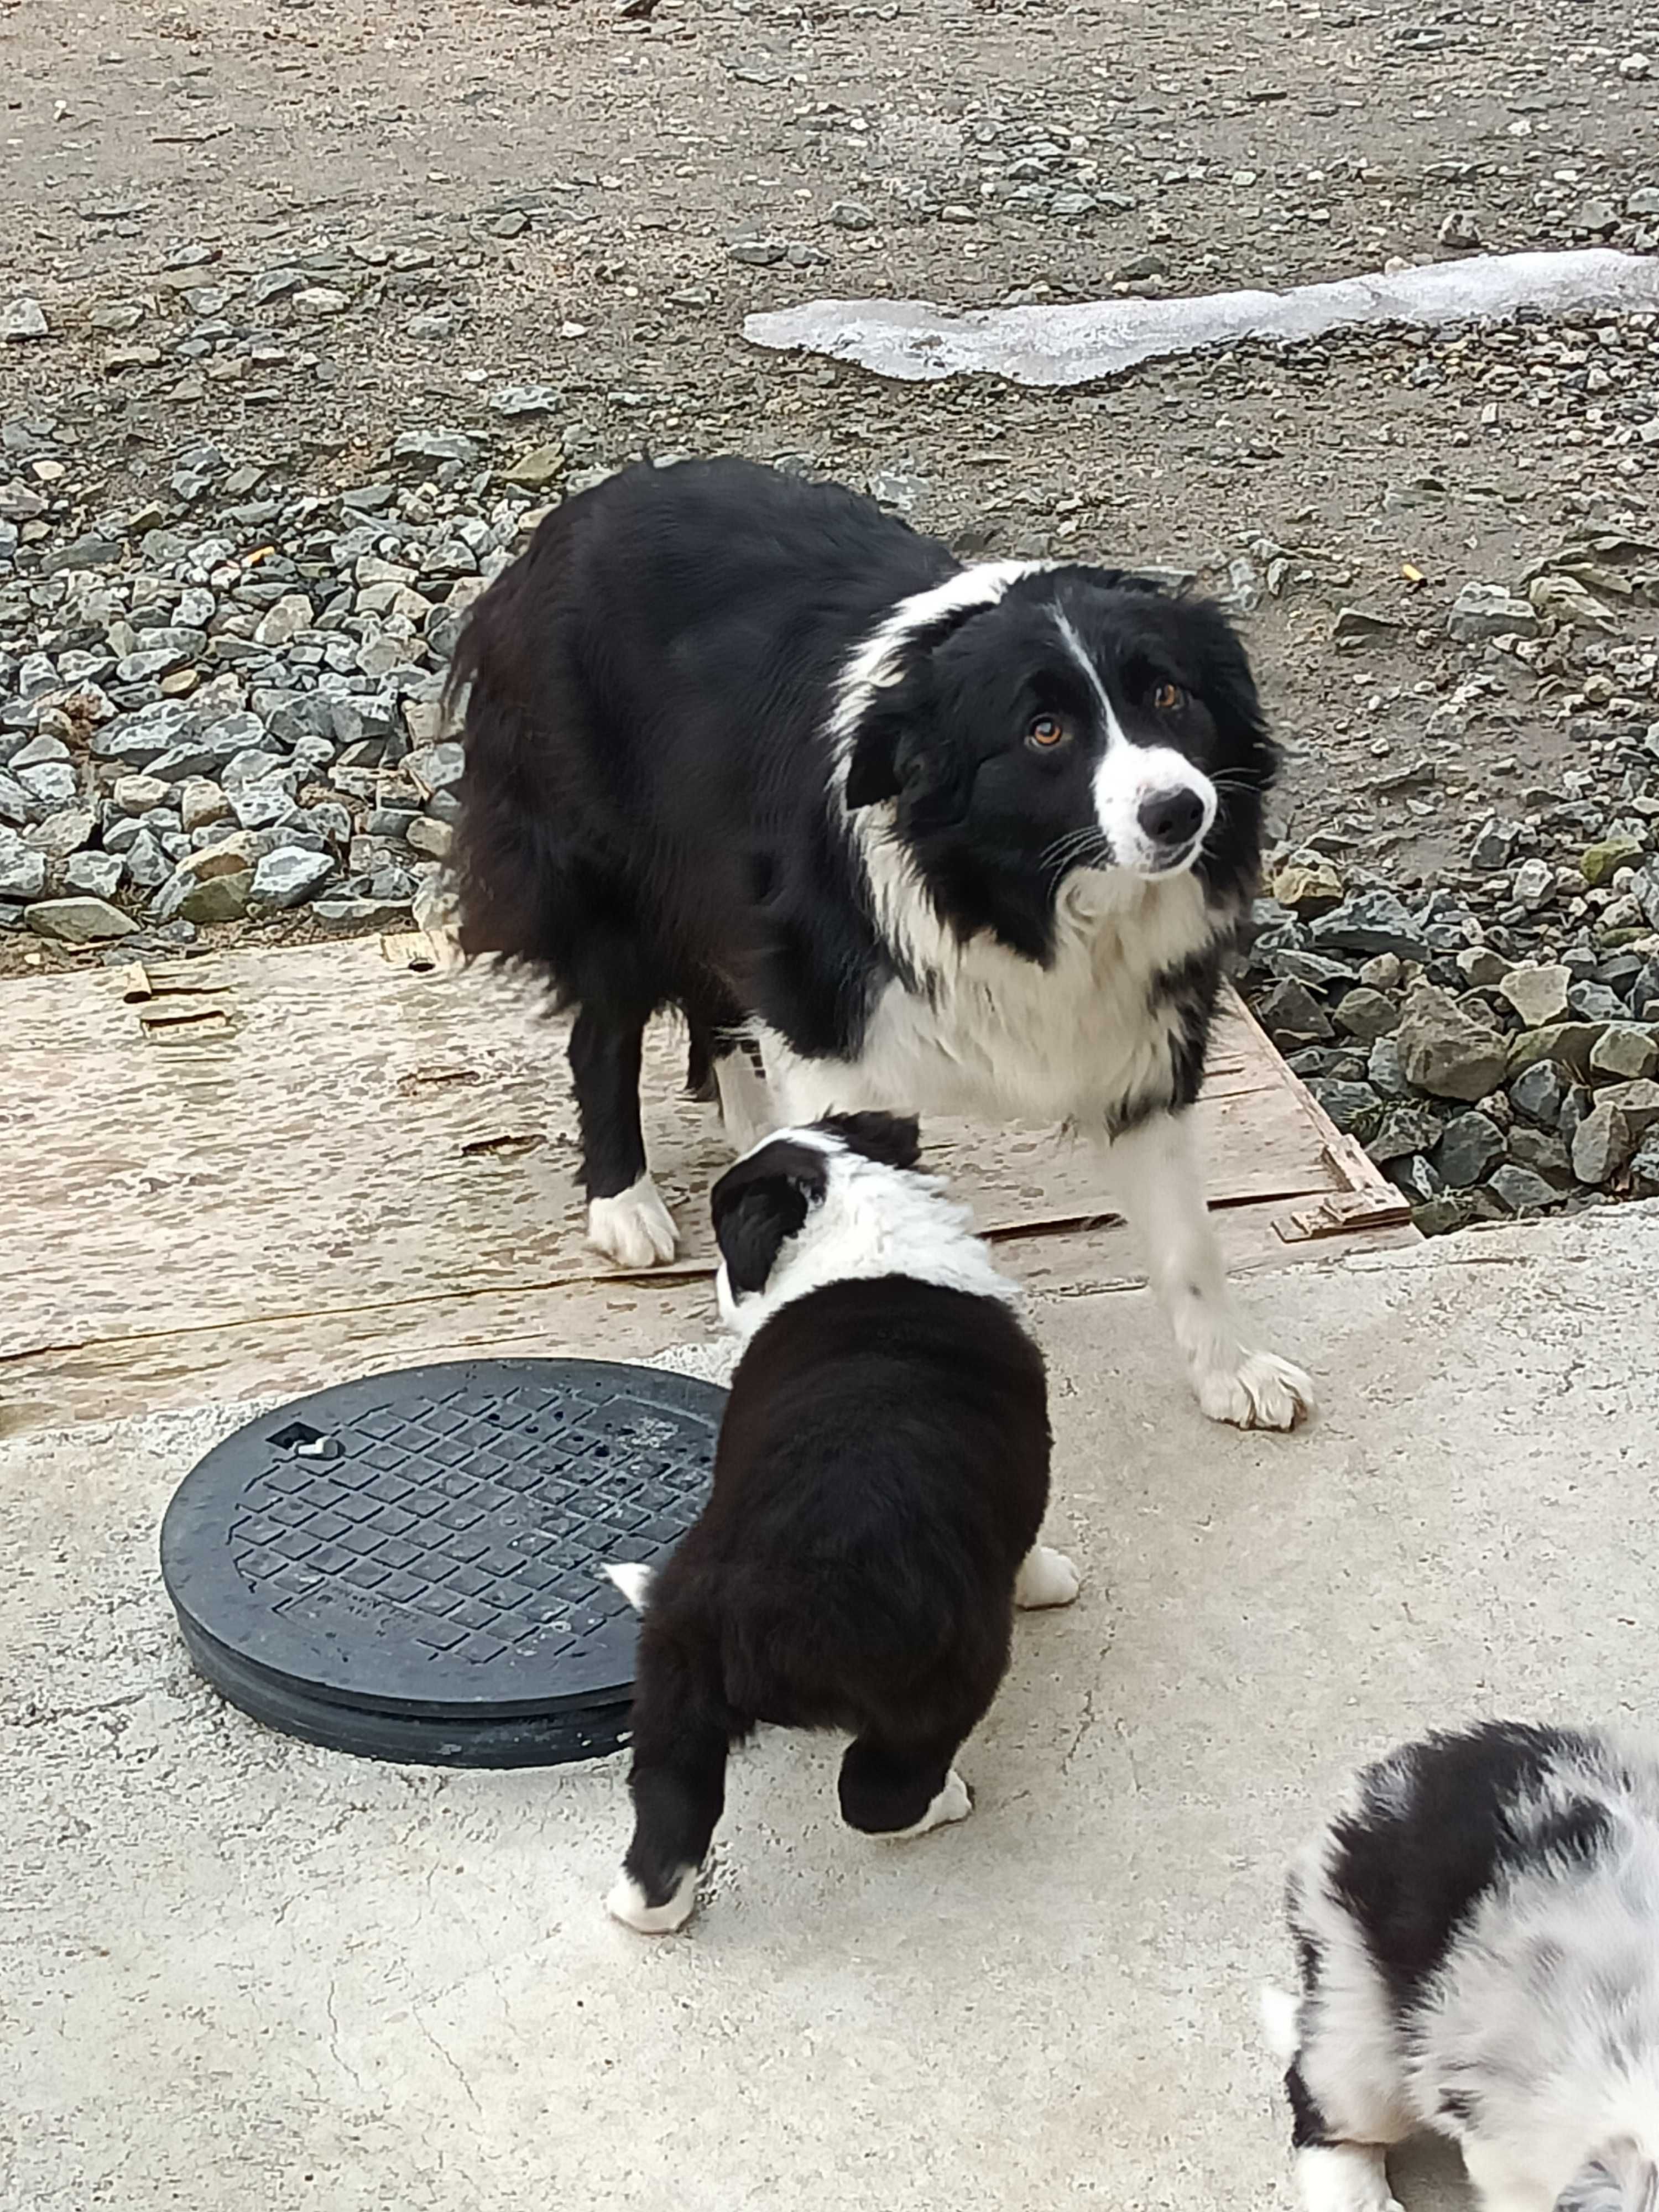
[
  {"xmin": 447, "ymin": 455, "xmax": 1278, "ymax": 1201},
  {"xmin": 1313, "ymin": 1721, "xmax": 1608, "ymax": 2014},
  {"xmin": 616, "ymin": 1145, "xmax": 1051, "ymax": 1907}
]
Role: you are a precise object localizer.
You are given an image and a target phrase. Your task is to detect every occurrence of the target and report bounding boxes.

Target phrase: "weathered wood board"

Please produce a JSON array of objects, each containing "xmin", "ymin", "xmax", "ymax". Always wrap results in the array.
[{"xmin": 3, "ymin": 933, "xmax": 1413, "ymax": 1433}]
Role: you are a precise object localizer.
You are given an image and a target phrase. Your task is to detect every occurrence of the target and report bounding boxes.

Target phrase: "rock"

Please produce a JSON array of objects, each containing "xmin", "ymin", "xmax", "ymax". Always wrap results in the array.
[
  {"xmin": 391, "ymin": 430, "xmax": 480, "ymax": 473},
  {"xmin": 729, "ymin": 237, "xmax": 787, "ymax": 265},
  {"xmin": 1411, "ymin": 1194, "xmax": 1465, "ymax": 1236},
  {"xmin": 1507, "ymin": 1024, "xmax": 1609, "ymax": 1082},
  {"xmin": 1332, "ymin": 606, "xmax": 1405, "ymax": 646},
  {"xmin": 1307, "ymin": 1079, "xmax": 1380, "ymax": 1135},
  {"xmin": 489, "ymin": 384, "xmax": 561, "ymax": 419},
  {"xmin": 1256, "ymin": 979, "xmax": 1332, "ymax": 1047},
  {"xmin": 1447, "ymin": 582, "xmax": 1539, "ymax": 642},
  {"xmin": 250, "ymin": 844, "xmax": 334, "ymax": 909},
  {"xmin": 179, "ymin": 779, "xmax": 232, "ymax": 834},
  {"xmin": 1432, "ymin": 1109, "xmax": 1506, "ymax": 1190},
  {"xmin": 1395, "ymin": 984, "xmax": 1508, "ymax": 1102},
  {"xmin": 1599, "ymin": 1079, "xmax": 1659, "ymax": 1139},
  {"xmin": 1569, "ymin": 982, "xmax": 1627, "ymax": 1024},
  {"xmin": 1363, "ymin": 1100, "xmax": 1442, "ymax": 1162},
  {"xmin": 179, "ymin": 868, "xmax": 253, "ymax": 925},
  {"xmin": 1512, "ymin": 858, "xmax": 1555, "ymax": 911},
  {"xmin": 24, "ymin": 895, "xmax": 136, "ymax": 943},
  {"xmin": 154, "ymin": 840, "xmax": 259, "ymax": 922},
  {"xmin": 1358, "ymin": 953, "xmax": 1404, "ymax": 992},
  {"xmin": 1589, "ymin": 1026, "xmax": 1658, "ymax": 1083},
  {"xmin": 1486, "ymin": 1163, "xmax": 1558, "ymax": 1214},
  {"xmin": 404, "ymin": 740, "xmax": 465, "ymax": 797},
  {"xmin": 1582, "ymin": 833, "xmax": 1644, "ymax": 888},
  {"xmin": 29, "ymin": 807, "xmax": 96, "ymax": 862},
  {"xmin": 1498, "ymin": 963, "xmax": 1572, "ymax": 1027},
  {"xmin": 1571, "ymin": 1102, "xmax": 1636, "ymax": 1186},
  {"xmin": 1309, "ymin": 889, "xmax": 1428, "ymax": 962},
  {"xmin": 1509, "ymin": 1061, "xmax": 1568, "ymax": 1128},
  {"xmin": 0, "ymin": 828, "xmax": 48, "ymax": 901},
  {"xmin": 1271, "ymin": 852, "xmax": 1344, "ymax": 916},
  {"xmin": 1469, "ymin": 817, "xmax": 1524, "ymax": 873},
  {"xmin": 1528, "ymin": 573, "xmax": 1619, "ymax": 632},
  {"xmin": 1631, "ymin": 1133, "xmax": 1659, "ymax": 1199},
  {"xmin": 1333, "ymin": 987, "xmax": 1399, "ymax": 1041},
  {"xmin": 830, "ymin": 200, "xmax": 876, "ymax": 231},
  {"xmin": 2, "ymin": 298, "xmax": 49, "ymax": 343},
  {"xmin": 1368, "ymin": 1036, "xmax": 1411, "ymax": 1098},
  {"xmin": 63, "ymin": 851, "xmax": 126, "ymax": 898},
  {"xmin": 1437, "ymin": 210, "xmax": 1482, "ymax": 249},
  {"xmin": 113, "ymin": 774, "xmax": 172, "ymax": 816},
  {"xmin": 254, "ymin": 594, "xmax": 314, "ymax": 648},
  {"xmin": 503, "ymin": 445, "xmax": 564, "ymax": 491},
  {"xmin": 1508, "ymin": 1126, "xmax": 1572, "ymax": 1184},
  {"xmin": 406, "ymin": 816, "xmax": 452, "ymax": 860}
]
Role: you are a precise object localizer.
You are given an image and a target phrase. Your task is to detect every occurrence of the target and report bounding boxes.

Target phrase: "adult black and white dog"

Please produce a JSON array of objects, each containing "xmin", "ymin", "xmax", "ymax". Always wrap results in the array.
[
  {"xmin": 603, "ymin": 1110, "xmax": 1078, "ymax": 1934},
  {"xmin": 1267, "ymin": 1722, "xmax": 1659, "ymax": 2212},
  {"xmin": 450, "ymin": 455, "xmax": 1312, "ymax": 1430}
]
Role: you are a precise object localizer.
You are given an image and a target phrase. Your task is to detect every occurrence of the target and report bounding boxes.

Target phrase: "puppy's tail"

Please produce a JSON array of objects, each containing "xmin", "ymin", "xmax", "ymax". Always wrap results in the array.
[
  {"xmin": 603, "ymin": 1561, "xmax": 655, "ymax": 1613},
  {"xmin": 1259, "ymin": 1985, "xmax": 1300, "ymax": 2062}
]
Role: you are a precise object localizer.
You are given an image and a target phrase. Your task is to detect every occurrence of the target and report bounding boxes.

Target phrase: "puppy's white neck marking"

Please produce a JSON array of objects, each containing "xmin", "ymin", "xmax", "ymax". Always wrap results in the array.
[{"xmin": 723, "ymin": 1144, "xmax": 1019, "ymax": 1343}]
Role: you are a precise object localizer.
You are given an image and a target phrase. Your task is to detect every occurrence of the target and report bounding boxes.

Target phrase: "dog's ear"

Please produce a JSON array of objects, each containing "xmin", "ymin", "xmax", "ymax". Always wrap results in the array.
[
  {"xmin": 843, "ymin": 695, "xmax": 910, "ymax": 810},
  {"xmin": 709, "ymin": 1140, "xmax": 831, "ymax": 1296},
  {"xmin": 813, "ymin": 1111, "xmax": 921, "ymax": 1171}
]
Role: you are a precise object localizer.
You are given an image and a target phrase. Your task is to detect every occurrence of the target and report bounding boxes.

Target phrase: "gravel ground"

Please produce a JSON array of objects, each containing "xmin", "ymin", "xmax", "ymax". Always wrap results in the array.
[{"xmin": 3, "ymin": 0, "xmax": 1657, "ymax": 1227}]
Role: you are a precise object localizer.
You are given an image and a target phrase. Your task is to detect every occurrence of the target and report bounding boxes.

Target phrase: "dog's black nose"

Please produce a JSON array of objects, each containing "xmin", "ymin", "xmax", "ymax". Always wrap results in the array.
[{"xmin": 1137, "ymin": 787, "xmax": 1206, "ymax": 851}]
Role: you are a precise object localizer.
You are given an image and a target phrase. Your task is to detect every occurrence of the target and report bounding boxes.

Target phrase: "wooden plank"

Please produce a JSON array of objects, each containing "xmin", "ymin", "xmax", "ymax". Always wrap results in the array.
[{"xmin": 1, "ymin": 937, "xmax": 1413, "ymax": 1431}]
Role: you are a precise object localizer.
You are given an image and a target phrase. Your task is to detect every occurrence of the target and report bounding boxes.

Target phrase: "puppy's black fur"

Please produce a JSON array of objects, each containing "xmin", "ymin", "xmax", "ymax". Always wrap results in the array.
[{"xmin": 615, "ymin": 1114, "xmax": 1052, "ymax": 1913}]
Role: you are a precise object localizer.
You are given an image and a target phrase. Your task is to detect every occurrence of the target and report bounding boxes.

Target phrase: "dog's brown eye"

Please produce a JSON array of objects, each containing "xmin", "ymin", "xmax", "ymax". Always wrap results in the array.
[
  {"xmin": 1026, "ymin": 713, "xmax": 1068, "ymax": 749},
  {"xmin": 1152, "ymin": 681, "xmax": 1184, "ymax": 713}
]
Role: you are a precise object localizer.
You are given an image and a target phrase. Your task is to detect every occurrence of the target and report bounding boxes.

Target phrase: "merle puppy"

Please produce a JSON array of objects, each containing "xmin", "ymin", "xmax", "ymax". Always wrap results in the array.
[
  {"xmin": 601, "ymin": 1110, "xmax": 1079, "ymax": 1935},
  {"xmin": 449, "ymin": 455, "xmax": 1312, "ymax": 1432},
  {"xmin": 1267, "ymin": 1721, "xmax": 1659, "ymax": 2212}
]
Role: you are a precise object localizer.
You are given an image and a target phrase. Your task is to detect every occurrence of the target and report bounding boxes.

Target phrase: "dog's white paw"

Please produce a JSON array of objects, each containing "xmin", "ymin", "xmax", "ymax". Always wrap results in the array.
[
  {"xmin": 877, "ymin": 1767, "xmax": 973, "ymax": 1841},
  {"xmin": 1015, "ymin": 1545, "xmax": 1081, "ymax": 1610},
  {"xmin": 587, "ymin": 1177, "xmax": 679, "ymax": 1269},
  {"xmin": 1294, "ymin": 2146, "xmax": 1402, "ymax": 2212},
  {"xmin": 605, "ymin": 1865, "xmax": 699, "ymax": 1934},
  {"xmin": 601, "ymin": 1562, "xmax": 654, "ymax": 1613},
  {"xmin": 1196, "ymin": 1348, "xmax": 1315, "ymax": 1431}
]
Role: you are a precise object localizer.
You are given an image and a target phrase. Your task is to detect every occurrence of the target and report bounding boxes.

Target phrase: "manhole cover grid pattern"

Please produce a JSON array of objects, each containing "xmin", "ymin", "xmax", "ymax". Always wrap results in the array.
[{"xmin": 227, "ymin": 1375, "xmax": 714, "ymax": 1672}]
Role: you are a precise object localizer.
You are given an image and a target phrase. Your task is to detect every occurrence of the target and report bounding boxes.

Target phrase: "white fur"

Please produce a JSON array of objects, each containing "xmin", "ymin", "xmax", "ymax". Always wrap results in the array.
[
  {"xmin": 1014, "ymin": 1543, "xmax": 1081, "ymax": 1609},
  {"xmin": 1102, "ymin": 1109, "xmax": 1316, "ymax": 1429},
  {"xmin": 1285, "ymin": 1735, "xmax": 1659, "ymax": 2212},
  {"xmin": 761, "ymin": 865, "xmax": 1221, "ymax": 1130},
  {"xmin": 605, "ymin": 1865, "xmax": 699, "ymax": 1934},
  {"xmin": 825, "ymin": 560, "xmax": 1049, "ymax": 775},
  {"xmin": 716, "ymin": 1125, "xmax": 1018, "ymax": 1343},
  {"xmin": 587, "ymin": 1175, "xmax": 678, "ymax": 1268},
  {"xmin": 1295, "ymin": 2145, "xmax": 1404, "ymax": 2212},
  {"xmin": 714, "ymin": 1048, "xmax": 775, "ymax": 1153},
  {"xmin": 867, "ymin": 1767, "xmax": 973, "ymax": 1840},
  {"xmin": 1090, "ymin": 714, "xmax": 1219, "ymax": 877},
  {"xmin": 602, "ymin": 1562, "xmax": 654, "ymax": 1612}
]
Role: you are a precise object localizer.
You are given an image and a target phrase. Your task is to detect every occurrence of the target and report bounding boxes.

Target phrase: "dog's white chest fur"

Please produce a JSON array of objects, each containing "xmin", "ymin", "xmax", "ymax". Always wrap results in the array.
[{"xmin": 769, "ymin": 827, "xmax": 1220, "ymax": 1128}]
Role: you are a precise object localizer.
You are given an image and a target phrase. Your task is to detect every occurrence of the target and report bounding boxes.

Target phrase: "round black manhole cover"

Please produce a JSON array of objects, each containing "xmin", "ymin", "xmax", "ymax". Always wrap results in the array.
[{"xmin": 160, "ymin": 1358, "xmax": 724, "ymax": 1768}]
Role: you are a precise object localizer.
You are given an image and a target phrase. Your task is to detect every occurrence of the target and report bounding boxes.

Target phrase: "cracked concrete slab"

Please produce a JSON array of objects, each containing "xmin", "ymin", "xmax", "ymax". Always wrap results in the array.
[
  {"xmin": 744, "ymin": 248, "xmax": 1659, "ymax": 386},
  {"xmin": 6, "ymin": 1207, "xmax": 1659, "ymax": 2209}
]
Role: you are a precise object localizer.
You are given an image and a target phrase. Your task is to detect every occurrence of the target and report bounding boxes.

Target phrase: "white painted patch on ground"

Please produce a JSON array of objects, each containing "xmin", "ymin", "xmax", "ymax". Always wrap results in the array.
[{"xmin": 744, "ymin": 249, "xmax": 1659, "ymax": 387}]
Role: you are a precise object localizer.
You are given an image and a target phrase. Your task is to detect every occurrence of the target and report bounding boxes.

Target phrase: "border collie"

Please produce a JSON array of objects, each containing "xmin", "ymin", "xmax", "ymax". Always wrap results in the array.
[
  {"xmin": 1266, "ymin": 1721, "xmax": 1659, "ymax": 2212},
  {"xmin": 450, "ymin": 454, "xmax": 1312, "ymax": 1431},
  {"xmin": 602, "ymin": 1110, "xmax": 1079, "ymax": 1934}
]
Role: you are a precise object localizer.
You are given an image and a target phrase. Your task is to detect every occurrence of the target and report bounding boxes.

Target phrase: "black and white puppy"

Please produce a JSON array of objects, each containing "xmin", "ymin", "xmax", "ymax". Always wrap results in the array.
[
  {"xmin": 451, "ymin": 453, "xmax": 1312, "ymax": 1430},
  {"xmin": 1267, "ymin": 1721, "xmax": 1659, "ymax": 2212},
  {"xmin": 603, "ymin": 1110, "xmax": 1079, "ymax": 1935}
]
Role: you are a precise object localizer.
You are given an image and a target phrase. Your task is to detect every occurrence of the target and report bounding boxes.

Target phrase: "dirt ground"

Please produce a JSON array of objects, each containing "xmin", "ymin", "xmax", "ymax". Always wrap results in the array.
[{"xmin": 3, "ymin": 0, "xmax": 1657, "ymax": 907}]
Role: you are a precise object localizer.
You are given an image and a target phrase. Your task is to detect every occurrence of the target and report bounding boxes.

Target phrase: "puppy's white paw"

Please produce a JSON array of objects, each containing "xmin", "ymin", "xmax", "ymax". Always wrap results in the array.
[
  {"xmin": 878, "ymin": 1768, "xmax": 973, "ymax": 1841},
  {"xmin": 605, "ymin": 1865, "xmax": 699, "ymax": 1934},
  {"xmin": 1294, "ymin": 2146, "xmax": 1402, "ymax": 2212},
  {"xmin": 1195, "ymin": 1348, "xmax": 1315, "ymax": 1431},
  {"xmin": 1015, "ymin": 1544, "xmax": 1081, "ymax": 1610},
  {"xmin": 601, "ymin": 1562, "xmax": 654, "ymax": 1613},
  {"xmin": 587, "ymin": 1177, "xmax": 679, "ymax": 1269}
]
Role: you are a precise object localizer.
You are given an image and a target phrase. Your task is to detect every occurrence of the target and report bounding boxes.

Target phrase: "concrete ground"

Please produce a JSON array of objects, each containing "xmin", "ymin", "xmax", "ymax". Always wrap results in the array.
[{"xmin": 7, "ymin": 1207, "xmax": 1659, "ymax": 2212}]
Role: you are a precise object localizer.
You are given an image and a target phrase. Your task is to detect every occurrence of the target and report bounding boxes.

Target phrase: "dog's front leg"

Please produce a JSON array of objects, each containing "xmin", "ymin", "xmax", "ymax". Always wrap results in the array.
[{"xmin": 1102, "ymin": 1107, "xmax": 1314, "ymax": 1430}]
